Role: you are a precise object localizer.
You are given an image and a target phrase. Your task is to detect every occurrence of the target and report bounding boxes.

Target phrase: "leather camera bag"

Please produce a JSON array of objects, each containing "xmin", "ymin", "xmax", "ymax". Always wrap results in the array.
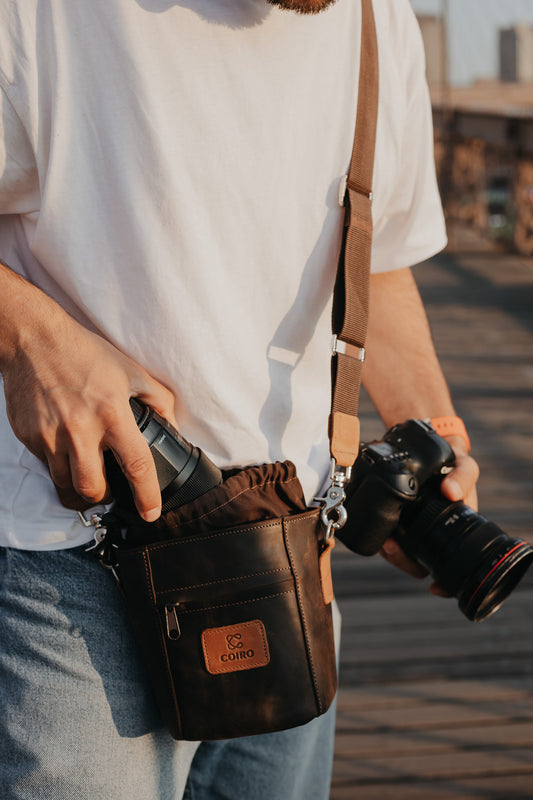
[{"xmin": 100, "ymin": 462, "xmax": 337, "ymax": 740}]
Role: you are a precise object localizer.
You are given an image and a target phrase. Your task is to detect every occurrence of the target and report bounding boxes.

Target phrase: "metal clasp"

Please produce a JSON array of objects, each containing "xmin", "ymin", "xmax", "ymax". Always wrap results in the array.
[
  {"xmin": 79, "ymin": 511, "xmax": 120, "ymax": 580},
  {"xmin": 80, "ymin": 511, "xmax": 108, "ymax": 552},
  {"xmin": 78, "ymin": 510, "xmax": 104, "ymax": 530},
  {"xmin": 315, "ymin": 459, "xmax": 352, "ymax": 539}
]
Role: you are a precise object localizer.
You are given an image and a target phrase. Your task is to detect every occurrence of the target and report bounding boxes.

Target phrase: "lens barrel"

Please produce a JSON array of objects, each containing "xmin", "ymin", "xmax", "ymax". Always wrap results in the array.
[
  {"xmin": 396, "ymin": 489, "xmax": 533, "ymax": 622},
  {"xmin": 458, "ymin": 533, "xmax": 533, "ymax": 621},
  {"xmin": 129, "ymin": 399, "xmax": 223, "ymax": 512}
]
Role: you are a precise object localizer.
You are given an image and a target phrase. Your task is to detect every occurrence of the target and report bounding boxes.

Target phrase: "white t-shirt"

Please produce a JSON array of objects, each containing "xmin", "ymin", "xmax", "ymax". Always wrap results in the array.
[{"xmin": 0, "ymin": 0, "xmax": 446, "ymax": 550}]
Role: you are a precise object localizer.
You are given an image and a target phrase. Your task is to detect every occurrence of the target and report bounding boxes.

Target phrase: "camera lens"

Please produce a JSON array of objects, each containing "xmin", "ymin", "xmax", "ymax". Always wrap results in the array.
[
  {"xmin": 396, "ymin": 488, "xmax": 533, "ymax": 622},
  {"xmin": 458, "ymin": 532, "xmax": 533, "ymax": 621},
  {"xmin": 100, "ymin": 398, "xmax": 222, "ymax": 513},
  {"xmin": 128, "ymin": 398, "xmax": 223, "ymax": 512}
]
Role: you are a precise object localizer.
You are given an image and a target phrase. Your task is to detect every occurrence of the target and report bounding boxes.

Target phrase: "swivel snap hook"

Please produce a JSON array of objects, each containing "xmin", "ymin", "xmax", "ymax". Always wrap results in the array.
[{"xmin": 315, "ymin": 460, "xmax": 352, "ymax": 539}]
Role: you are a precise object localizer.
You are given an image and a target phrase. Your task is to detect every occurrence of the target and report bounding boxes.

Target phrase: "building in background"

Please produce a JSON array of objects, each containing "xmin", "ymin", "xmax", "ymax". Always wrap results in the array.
[
  {"xmin": 414, "ymin": 7, "xmax": 533, "ymax": 256},
  {"xmin": 500, "ymin": 24, "xmax": 533, "ymax": 83},
  {"xmin": 417, "ymin": 14, "xmax": 446, "ymax": 88}
]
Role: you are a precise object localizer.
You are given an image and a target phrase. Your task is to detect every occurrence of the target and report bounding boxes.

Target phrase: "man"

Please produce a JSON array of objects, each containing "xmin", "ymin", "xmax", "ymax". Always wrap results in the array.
[{"xmin": 0, "ymin": 0, "xmax": 478, "ymax": 798}]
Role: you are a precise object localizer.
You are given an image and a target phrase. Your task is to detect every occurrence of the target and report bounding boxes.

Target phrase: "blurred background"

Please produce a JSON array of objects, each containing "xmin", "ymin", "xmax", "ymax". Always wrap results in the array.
[
  {"xmin": 410, "ymin": 0, "xmax": 533, "ymax": 255},
  {"xmin": 330, "ymin": 5, "xmax": 533, "ymax": 796}
]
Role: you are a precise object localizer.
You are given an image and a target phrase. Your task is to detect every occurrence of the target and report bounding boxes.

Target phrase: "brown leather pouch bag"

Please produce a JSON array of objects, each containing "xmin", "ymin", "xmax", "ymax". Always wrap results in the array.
[{"xmin": 99, "ymin": 461, "xmax": 337, "ymax": 741}]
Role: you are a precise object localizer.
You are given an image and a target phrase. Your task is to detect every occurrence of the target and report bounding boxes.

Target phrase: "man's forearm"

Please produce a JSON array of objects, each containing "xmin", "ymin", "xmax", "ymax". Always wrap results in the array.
[
  {"xmin": 362, "ymin": 266, "xmax": 479, "ymax": 586},
  {"xmin": 0, "ymin": 260, "xmax": 50, "ymax": 369},
  {"xmin": 362, "ymin": 267, "xmax": 456, "ymax": 426}
]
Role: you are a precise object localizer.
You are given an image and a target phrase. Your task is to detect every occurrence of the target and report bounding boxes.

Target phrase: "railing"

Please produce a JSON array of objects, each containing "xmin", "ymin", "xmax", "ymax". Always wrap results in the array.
[{"xmin": 434, "ymin": 106, "xmax": 533, "ymax": 256}]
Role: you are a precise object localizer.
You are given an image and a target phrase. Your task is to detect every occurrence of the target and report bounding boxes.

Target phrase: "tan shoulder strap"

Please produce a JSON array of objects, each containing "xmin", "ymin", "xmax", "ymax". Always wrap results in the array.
[{"xmin": 329, "ymin": 0, "xmax": 379, "ymax": 469}]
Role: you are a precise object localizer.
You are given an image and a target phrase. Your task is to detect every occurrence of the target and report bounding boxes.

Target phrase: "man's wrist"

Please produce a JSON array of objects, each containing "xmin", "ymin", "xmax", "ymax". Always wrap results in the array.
[{"xmin": 429, "ymin": 415, "xmax": 471, "ymax": 452}]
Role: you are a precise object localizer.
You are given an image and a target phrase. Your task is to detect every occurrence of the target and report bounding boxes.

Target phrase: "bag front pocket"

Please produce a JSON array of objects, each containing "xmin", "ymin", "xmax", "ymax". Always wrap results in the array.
[{"xmin": 157, "ymin": 574, "xmax": 317, "ymax": 740}]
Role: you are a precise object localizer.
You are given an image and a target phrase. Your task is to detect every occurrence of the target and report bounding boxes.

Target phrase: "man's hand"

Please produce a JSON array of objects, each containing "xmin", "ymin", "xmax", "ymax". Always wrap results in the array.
[
  {"xmin": 0, "ymin": 265, "xmax": 176, "ymax": 522},
  {"xmin": 440, "ymin": 435, "xmax": 479, "ymax": 511},
  {"xmin": 379, "ymin": 436, "xmax": 480, "ymax": 596}
]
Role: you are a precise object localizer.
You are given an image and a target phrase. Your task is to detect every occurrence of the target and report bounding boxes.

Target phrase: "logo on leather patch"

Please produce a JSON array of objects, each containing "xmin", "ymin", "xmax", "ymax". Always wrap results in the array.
[{"xmin": 202, "ymin": 620, "xmax": 270, "ymax": 675}]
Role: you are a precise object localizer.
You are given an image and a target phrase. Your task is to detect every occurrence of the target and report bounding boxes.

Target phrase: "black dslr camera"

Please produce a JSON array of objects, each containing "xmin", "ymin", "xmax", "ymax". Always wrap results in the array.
[{"xmin": 337, "ymin": 419, "xmax": 533, "ymax": 622}]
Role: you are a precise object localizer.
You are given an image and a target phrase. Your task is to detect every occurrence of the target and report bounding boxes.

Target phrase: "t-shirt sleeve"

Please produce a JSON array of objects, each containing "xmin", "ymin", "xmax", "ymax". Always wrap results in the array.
[
  {"xmin": 0, "ymin": 87, "xmax": 39, "ymax": 216},
  {"xmin": 370, "ymin": 9, "xmax": 447, "ymax": 273}
]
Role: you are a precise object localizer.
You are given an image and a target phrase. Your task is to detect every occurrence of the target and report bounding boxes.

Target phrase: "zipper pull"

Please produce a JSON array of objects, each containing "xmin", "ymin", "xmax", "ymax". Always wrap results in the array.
[{"xmin": 165, "ymin": 604, "xmax": 181, "ymax": 640}]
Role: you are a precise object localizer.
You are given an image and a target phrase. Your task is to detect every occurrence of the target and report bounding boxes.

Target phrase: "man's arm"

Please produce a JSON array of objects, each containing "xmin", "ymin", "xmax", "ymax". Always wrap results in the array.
[
  {"xmin": 362, "ymin": 266, "xmax": 479, "ymax": 589},
  {"xmin": 0, "ymin": 261, "xmax": 176, "ymax": 521}
]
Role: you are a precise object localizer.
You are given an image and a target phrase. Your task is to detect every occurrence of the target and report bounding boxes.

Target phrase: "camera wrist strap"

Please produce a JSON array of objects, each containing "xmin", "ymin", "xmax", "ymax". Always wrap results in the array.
[{"xmin": 319, "ymin": 0, "xmax": 378, "ymax": 534}]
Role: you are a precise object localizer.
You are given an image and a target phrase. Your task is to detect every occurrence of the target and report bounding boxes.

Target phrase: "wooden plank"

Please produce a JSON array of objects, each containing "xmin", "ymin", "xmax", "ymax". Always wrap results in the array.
[
  {"xmin": 335, "ymin": 679, "xmax": 533, "ymax": 710},
  {"xmin": 331, "ymin": 748, "xmax": 533, "ymax": 782},
  {"xmin": 335, "ymin": 702, "xmax": 533, "ymax": 733},
  {"xmin": 331, "ymin": 774, "xmax": 533, "ymax": 800},
  {"xmin": 340, "ymin": 657, "xmax": 533, "ymax": 684},
  {"xmin": 338, "ymin": 616, "xmax": 533, "ymax": 655},
  {"xmin": 338, "ymin": 592, "xmax": 533, "ymax": 629},
  {"xmin": 334, "ymin": 722, "xmax": 533, "ymax": 758},
  {"xmin": 338, "ymin": 597, "xmax": 532, "ymax": 638}
]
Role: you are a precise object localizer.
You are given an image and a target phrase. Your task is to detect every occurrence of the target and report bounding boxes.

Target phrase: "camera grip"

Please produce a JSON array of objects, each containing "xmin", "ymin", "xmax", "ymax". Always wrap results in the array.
[{"xmin": 337, "ymin": 475, "xmax": 407, "ymax": 556}]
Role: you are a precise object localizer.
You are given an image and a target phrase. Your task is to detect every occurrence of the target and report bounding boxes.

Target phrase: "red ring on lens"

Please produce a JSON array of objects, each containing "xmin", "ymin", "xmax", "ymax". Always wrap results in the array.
[{"xmin": 464, "ymin": 542, "xmax": 528, "ymax": 618}]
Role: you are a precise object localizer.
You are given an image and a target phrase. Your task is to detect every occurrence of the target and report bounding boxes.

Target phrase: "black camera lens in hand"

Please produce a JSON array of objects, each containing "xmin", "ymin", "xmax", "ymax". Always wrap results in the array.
[
  {"xmin": 129, "ymin": 398, "xmax": 223, "ymax": 512},
  {"xmin": 106, "ymin": 399, "xmax": 223, "ymax": 515},
  {"xmin": 337, "ymin": 419, "xmax": 533, "ymax": 622}
]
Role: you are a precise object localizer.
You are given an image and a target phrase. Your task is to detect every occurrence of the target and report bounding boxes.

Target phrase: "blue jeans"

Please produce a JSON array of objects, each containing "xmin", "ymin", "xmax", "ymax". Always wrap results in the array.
[{"xmin": 0, "ymin": 545, "xmax": 337, "ymax": 800}]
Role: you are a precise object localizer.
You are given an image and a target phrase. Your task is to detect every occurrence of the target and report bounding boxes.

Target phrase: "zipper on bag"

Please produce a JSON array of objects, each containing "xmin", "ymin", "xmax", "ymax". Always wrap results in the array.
[
  {"xmin": 160, "ymin": 575, "xmax": 295, "ymax": 642},
  {"xmin": 164, "ymin": 603, "xmax": 181, "ymax": 640}
]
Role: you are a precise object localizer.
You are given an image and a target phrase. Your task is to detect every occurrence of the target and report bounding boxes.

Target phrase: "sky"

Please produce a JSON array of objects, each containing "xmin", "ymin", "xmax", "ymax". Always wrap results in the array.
[{"xmin": 410, "ymin": 0, "xmax": 533, "ymax": 85}]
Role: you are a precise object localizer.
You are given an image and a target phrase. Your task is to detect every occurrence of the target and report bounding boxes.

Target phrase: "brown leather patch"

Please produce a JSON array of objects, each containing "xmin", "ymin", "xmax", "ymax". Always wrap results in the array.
[{"xmin": 202, "ymin": 620, "xmax": 270, "ymax": 675}]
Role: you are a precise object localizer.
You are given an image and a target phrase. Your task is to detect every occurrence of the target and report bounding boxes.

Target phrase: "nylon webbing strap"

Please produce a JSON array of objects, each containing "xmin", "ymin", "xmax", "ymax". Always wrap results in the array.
[{"xmin": 329, "ymin": 0, "xmax": 379, "ymax": 467}]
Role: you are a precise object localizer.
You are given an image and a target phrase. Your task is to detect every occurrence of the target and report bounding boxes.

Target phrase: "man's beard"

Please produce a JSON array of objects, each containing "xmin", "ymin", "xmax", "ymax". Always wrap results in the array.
[{"xmin": 266, "ymin": 0, "xmax": 337, "ymax": 14}]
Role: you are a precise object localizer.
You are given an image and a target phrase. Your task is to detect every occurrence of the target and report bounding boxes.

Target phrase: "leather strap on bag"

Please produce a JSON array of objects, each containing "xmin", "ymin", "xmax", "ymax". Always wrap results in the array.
[
  {"xmin": 330, "ymin": 0, "xmax": 378, "ymax": 469},
  {"xmin": 318, "ymin": 0, "xmax": 378, "ymax": 535}
]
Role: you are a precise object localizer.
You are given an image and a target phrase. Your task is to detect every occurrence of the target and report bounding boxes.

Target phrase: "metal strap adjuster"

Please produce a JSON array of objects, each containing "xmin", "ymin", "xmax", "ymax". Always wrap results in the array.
[
  {"xmin": 338, "ymin": 174, "xmax": 374, "ymax": 207},
  {"xmin": 332, "ymin": 335, "xmax": 366, "ymax": 363}
]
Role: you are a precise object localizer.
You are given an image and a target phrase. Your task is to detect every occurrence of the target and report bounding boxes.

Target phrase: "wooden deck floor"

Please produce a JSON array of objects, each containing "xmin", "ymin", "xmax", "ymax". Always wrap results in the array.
[{"xmin": 331, "ymin": 224, "xmax": 533, "ymax": 800}]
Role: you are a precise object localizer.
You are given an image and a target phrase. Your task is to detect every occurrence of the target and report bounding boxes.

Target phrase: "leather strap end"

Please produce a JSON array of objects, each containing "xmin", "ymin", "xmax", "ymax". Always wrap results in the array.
[
  {"xmin": 329, "ymin": 412, "xmax": 360, "ymax": 467},
  {"xmin": 319, "ymin": 538, "xmax": 335, "ymax": 606}
]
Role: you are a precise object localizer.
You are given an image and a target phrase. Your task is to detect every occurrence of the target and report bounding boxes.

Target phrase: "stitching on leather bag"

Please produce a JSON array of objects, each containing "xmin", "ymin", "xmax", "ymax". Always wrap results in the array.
[
  {"xmin": 282, "ymin": 516, "xmax": 322, "ymax": 713},
  {"xmin": 143, "ymin": 549, "xmax": 157, "ymax": 606},
  {"xmin": 176, "ymin": 588, "xmax": 295, "ymax": 615},
  {"xmin": 145, "ymin": 550, "xmax": 183, "ymax": 736},
  {"xmin": 157, "ymin": 566, "xmax": 292, "ymax": 596},
  {"xmin": 144, "ymin": 520, "xmax": 282, "ymax": 552}
]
